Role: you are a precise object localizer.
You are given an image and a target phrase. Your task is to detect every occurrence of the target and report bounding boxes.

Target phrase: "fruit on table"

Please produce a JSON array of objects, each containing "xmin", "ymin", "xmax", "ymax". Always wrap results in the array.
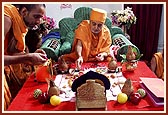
[
  {"xmin": 50, "ymin": 95, "xmax": 61, "ymax": 106},
  {"xmin": 129, "ymin": 92, "xmax": 142, "ymax": 105},
  {"xmin": 117, "ymin": 93, "xmax": 128, "ymax": 104},
  {"xmin": 38, "ymin": 92, "xmax": 50, "ymax": 104},
  {"xmin": 33, "ymin": 89, "xmax": 42, "ymax": 99},
  {"xmin": 137, "ymin": 88, "xmax": 146, "ymax": 98}
]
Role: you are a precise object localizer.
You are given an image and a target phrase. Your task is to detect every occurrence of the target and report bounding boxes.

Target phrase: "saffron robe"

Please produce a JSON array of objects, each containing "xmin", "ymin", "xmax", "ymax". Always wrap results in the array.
[
  {"xmin": 153, "ymin": 52, "xmax": 164, "ymax": 80},
  {"xmin": 4, "ymin": 72, "xmax": 12, "ymax": 111},
  {"xmin": 4, "ymin": 4, "xmax": 28, "ymax": 52},
  {"xmin": 4, "ymin": 4, "xmax": 32, "ymax": 110},
  {"xmin": 62, "ymin": 20, "xmax": 112, "ymax": 62}
]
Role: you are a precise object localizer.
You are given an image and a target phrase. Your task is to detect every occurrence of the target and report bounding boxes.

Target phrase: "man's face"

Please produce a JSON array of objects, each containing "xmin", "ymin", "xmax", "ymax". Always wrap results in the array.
[
  {"xmin": 90, "ymin": 20, "xmax": 103, "ymax": 34},
  {"xmin": 23, "ymin": 5, "xmax": 46, "ymax": 29}
]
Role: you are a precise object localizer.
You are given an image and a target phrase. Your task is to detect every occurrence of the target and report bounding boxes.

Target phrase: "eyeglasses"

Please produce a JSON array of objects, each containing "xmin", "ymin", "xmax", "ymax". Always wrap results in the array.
[{"xmin": 91, "ymin": 21, "xmax": 103, "ymax": 28}]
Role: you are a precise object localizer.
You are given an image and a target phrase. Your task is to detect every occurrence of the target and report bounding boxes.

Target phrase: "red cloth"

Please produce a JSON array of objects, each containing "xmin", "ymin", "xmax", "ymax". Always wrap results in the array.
[{"xmin": 7, "ymin": 61, "xmax": 164, "ymax": 111}]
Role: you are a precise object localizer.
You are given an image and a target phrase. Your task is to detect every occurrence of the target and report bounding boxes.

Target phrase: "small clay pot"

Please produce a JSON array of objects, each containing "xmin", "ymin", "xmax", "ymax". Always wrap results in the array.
[
  {"xmin": 48, "ymin": 80, "xmax": 60, "ymax": 97},
  {"xmin": 108, "ymin": 57, "xmax": 117, "ymax": 71}
]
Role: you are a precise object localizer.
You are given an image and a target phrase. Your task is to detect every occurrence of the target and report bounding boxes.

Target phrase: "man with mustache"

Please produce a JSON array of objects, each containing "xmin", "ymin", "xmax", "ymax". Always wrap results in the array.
[{"xmin": 4, "ymin": 4, "xmax": 47, "ymax": 110}]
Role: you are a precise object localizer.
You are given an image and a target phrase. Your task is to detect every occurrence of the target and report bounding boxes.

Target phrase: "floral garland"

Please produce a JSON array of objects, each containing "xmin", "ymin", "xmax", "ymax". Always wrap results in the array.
[
  {"xmin": 41, "ymin": 15, "xmax": 56, "ymax": 30},
  {"xmin": 32, "ymin": 15, "xmax": 56, "ymax": 32},
  {"xmin": 111, "ymin": 7, "xmax": 137, "ymax": 29}
]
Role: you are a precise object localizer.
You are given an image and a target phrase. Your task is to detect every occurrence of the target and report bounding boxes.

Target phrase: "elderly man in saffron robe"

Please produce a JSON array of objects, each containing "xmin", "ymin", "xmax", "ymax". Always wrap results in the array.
[{"xmin": 60, "ymin": 8, "xmax": 112, "ymax": 69}]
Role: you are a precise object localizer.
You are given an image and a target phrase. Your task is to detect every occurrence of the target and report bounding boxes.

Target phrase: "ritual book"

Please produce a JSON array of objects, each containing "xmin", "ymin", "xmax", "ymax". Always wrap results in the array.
[{"xmin": 140, "ymin": 77, "xmax": 164, "ymax": 107}]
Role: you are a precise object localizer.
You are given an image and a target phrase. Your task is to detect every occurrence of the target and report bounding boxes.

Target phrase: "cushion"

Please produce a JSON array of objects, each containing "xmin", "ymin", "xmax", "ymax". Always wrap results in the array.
[
  {"xmin": 64, "ymin": 31, "xmax": 75, "ymax": 43},
  {"xmin": 59, "ymin": 41, "xmax": 72, "ymax": 56},
  {"xmin": 42, "ymin": 31, "xmax": 60, "ymax": 44},
  {"xmin": 59, "ymin": 31, "xmax": 75, "ymax": 56},
  {"xmin": 74, "ymin": 7, "xmax": 92, "ymax": 24},
  {"xmin": 59, "ymin": 18, "xmax": 79, "ymax": 37},
  {"xmin": 112, "ymin": 34, "xmax": 140, "ymax": 61},
  {"xmin": 104, "ymin": 17, "xmax": 112, "ymax": 29},
  {"xmin": 110, "ymin": 26, "xmax": 124, "ymax": 38},
  {"xmin": 41, "ymin": 38, "xmax": 61, "ymax": 60}
]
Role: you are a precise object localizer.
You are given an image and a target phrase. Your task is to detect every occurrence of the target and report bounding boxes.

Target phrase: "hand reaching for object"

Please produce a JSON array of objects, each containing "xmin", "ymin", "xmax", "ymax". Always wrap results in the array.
[
  {"xmin": 28, "ymin": 49, "xmax": 48, "ymax": 65},
  {"xmin": 75, "ymin": 56, "xmax": 83, "ymax": 70}
]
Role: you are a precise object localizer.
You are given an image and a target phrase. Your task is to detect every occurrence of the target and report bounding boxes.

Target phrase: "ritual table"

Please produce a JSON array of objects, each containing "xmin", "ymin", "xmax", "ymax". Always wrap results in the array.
[{"xmin": 7, "ymin": 61, "xmax": 164, "ymax": 111}]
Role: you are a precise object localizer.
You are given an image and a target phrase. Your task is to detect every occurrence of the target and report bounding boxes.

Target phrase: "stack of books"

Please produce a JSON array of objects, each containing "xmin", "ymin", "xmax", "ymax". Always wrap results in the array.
[{"xmin": 140, "ymin": 77, "xmax": 164, "ymax": 107}]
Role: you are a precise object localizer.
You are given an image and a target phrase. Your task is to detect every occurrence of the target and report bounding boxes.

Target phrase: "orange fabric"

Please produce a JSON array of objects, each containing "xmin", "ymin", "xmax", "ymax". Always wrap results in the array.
[
  {"xmin": 4, "ymin": 74, "xmax": 12, "ymax": 111},
  {"xmin": 3, "ymin": 4, "xmax": 30, "ymax": 110},
  {"xmin": 90, "ymin": 8, "xmax": 107, "ymax": 23},
  {"xmin": 153, "ymin": 52, "xmax": 164, "ymax": 80},
  {"xmin": 35, "ymin": 66, "xmax": 51, "ymax": 82},
  {"xmin": 4, "ymin": 4, "xmax": 28, "ymax": 52},
  {"xmin": 63, "ymin": 20, "xmax": 112, "ymax": 62}
]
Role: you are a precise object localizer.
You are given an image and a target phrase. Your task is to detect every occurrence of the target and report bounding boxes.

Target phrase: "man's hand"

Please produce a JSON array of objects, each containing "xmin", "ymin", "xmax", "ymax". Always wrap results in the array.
[
  {"xmin": 96, "ymin": 52, "xmax": 107, "ymax": 61},
  {"xmin": 75, "ymin": 56, "xmax": 83, "ymax": 70},
  {"xmin": 29, "ymin": 49, "xmax": 48, "ymax": 65}
]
